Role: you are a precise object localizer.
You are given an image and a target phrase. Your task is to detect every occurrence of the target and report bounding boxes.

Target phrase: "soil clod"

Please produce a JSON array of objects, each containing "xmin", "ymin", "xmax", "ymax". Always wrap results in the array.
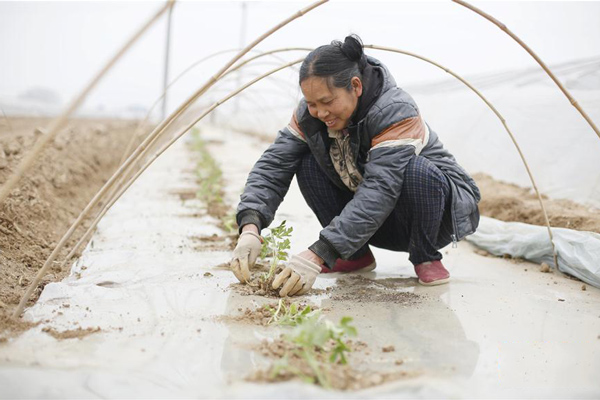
[
  {"xmin": 540, "ymin": 263, "xmax": 551, "ymax": 273},
  {"xmin": 42, "ymin": 326, "xmax": 101, "ymax": 340}
]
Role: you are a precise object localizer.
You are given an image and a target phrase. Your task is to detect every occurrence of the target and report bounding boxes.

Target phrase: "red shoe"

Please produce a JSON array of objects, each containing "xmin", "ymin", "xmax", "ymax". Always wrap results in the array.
[
  {"xmin": 414, "ymin": 260, "xmax": 450, "ymax": 286},
  {"xmin": 321, "ymin": 250, "xmax": 376, "ymax": 274}
]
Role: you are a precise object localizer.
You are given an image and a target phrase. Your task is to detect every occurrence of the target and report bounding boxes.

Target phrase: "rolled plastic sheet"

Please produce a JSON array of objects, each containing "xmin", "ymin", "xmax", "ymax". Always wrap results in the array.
[{"xmin": 467, "ymin": 216, "xmax": 600, "ymax": 288}]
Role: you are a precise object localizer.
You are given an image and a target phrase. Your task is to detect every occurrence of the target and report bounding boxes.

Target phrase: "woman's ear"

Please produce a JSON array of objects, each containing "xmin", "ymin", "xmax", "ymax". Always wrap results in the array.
[{"xmin": 351, "ymin": 76, "xmax": 363, "ymax": 97}]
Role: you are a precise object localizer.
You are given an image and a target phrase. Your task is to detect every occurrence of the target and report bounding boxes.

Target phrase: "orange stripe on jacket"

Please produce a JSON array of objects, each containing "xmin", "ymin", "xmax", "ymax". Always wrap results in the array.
[{"xmin": 371, "ymin": 115, "xmax": 425, "ymax": 148}]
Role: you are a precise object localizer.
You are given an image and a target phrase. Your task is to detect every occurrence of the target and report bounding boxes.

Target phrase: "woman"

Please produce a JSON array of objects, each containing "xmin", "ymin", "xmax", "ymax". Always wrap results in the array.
[{"xmin": 230, "ymin": 35, "xmax": 480, "ymax": 297}]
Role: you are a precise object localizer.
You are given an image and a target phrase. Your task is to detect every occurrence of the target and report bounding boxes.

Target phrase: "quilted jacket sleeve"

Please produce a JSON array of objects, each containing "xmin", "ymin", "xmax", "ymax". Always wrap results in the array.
[
  {"xmin": 236, "ymin": 112, "xmax": 309, "ymax": 232},
  {"xmin": 309, "ymin": 100, "xmax": 430, "ymax": 268}
]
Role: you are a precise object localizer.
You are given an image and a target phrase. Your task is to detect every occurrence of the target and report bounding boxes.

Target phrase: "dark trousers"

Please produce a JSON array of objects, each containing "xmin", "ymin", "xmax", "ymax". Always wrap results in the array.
[{"xmin": 296, "ymin": 153, "xmax": 454, "ymax": 266}]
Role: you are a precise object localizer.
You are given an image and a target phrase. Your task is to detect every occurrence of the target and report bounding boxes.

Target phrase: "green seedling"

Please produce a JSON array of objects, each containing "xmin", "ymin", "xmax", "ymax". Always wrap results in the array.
[
  {"xmin": 190, "ymin": 128, "xmax": 238, "ymax": 235},
  {"xmin": 265, "ymin": 299, "xmax": 320, "ymax": 326},
  {"xmin": 260, "ymin": 220, "xmax": 293, "ymax": 281},
  {"xmin": 289, "ymin": 315, "xmax": 357, "ymax": 365},
  {"xmin": 267, "ymin": 312, "xmax": 357, "ymax": 389},
  {"xmin": 220, "ymin": 211, "xmax": 238, "ymax": 235},
  {"xmin": 191, "ymin": 128, "xmax": 224, "ymax": 206}
]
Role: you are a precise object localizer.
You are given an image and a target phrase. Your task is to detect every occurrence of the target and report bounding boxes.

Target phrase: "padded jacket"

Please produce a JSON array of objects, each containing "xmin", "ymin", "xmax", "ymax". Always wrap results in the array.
[{"xmin": 236, "ymin": 56, "xmax": 481, "ymax": 268}]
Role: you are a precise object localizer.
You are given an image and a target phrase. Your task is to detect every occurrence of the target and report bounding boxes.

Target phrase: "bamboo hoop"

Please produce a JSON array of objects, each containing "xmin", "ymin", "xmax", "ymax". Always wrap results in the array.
[
  {"xmin": 0, "ymin": 0, "xmax": 176, "ymax": 206},
  {"xmin": 452, "ymin": 0, "xmax": 600, "ymax": 141},
  {"xmin": 61, "ymin": 42, "xmax": 562, "ymax": 291},
  {"xmin": 12, "ymin": 0, "xmax": 327, "ymax": 319},
  {"xmin": 58, "ymin": 59, "xmax": 305, "ymax": 273},
  {"xmin": 228, "ymin": 47, "xmax": 312, "ymax": 75},
  {"xmin": 68, "ymin": 42, "xmax": 562, "ymax": 280}
]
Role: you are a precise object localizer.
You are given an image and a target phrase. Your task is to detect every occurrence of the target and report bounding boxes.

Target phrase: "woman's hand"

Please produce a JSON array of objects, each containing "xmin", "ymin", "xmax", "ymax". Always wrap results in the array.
[
  {"xmin": 272, "ymin": 250, "xmax": 322, "ymax": 297},
  {"xmin": 230, "ymin": 224, "xmax": 262, "ymax": 283}
]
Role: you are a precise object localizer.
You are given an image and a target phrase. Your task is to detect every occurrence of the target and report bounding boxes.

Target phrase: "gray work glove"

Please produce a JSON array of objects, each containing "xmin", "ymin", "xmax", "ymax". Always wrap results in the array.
[
  {"xmin": 230, "ymin": 231, "xmax": 262, "ymax": 283},
  {"xmin": 272, "ymin": 255, "xmax": 320, "ymax": 297}
]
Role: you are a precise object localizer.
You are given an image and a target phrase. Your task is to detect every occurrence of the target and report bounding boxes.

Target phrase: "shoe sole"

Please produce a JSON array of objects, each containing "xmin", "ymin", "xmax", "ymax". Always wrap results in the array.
[{"xmin": 418, "ymin": 277, "xmax": 450, "ymax": 286}]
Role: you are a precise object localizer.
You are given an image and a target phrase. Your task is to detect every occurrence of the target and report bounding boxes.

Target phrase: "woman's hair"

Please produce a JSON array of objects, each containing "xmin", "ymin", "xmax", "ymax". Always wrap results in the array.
[{"xmin": 299, "ymin": 34, "xmax": 367, "ymax": 90}]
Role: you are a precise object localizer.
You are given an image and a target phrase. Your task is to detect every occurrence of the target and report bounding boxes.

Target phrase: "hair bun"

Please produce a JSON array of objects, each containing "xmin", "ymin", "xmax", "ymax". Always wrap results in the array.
[{"xmin": 340, "ymin": 34, "xmax": 363, "ymax": 61}]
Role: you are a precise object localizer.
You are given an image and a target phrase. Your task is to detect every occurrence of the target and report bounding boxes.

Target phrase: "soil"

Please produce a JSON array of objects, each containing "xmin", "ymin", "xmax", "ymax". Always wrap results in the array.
[
  {"xmin": 331, "ymin": 276, "xmax": 425, "ymax": 305},
  {"xmin": 218, "ymin": 306, "xmax": 275, "ymax": 326},
  {"xmin": 0, "ymin": 314, "xmax": 37, "ymax": 342},
  {"xmin": 220, "ymin": 273, "xmax": 419, "ymax": 391},
  {"xmin": 540, "ymin": 263, "xmax": 551, "ymax": 273},
  {"xmin": 217, "ymin": 299, "xmax": 317, "ymax": 326},
  {"xmin": 190, "ymin": 233, "xmax": 237, "ymax": 252},
  {"xmin": 0, "ymin": 116, "xmax": 139, "ymax": 336},
  {"xmin": 170, "ymin": 188, "xmax": 197, "ymax": 201},
  {"xmin": 229, "ymin": 264, "xmax": 285, "ymax": 298},
  {"xmin": 473, "ymin": 173, "xmax": 600, "ymax": 233},
  {"xmin": 41, "ymin": 326, "xmax": 101, "ymax": 340},
  {"xmin": 249, "ymin": 336, "xmax": 412, "ymax": 391},
  {"xmin": 229, "ymin": 268, "xmax": 425, "ymax": 304},
  {"xmin": 330, "ymin": 286, "xmax": 423, "ymax": 304}
]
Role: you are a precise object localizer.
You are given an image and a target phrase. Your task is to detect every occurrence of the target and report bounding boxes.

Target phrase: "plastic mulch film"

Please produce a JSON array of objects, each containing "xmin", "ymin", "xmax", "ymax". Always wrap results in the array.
[{"xmin": 467, "ymin": 216, "xmax": 600, "ymax": 289}]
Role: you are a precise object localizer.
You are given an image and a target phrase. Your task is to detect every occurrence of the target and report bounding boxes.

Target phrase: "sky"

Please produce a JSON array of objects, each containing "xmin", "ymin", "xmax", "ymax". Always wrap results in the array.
[{"xmin": 0, "ymin": 0, "xmax": 599, "ymax": 118}]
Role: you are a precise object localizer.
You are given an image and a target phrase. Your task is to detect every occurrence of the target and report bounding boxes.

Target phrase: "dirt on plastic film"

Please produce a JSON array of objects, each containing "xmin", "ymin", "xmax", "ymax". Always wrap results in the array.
[
  {"xmin": 190, "ymin": 233, "xmax": 237, "ymax": 252},
  {"xmin": 217, "ymin": 295, "xmax": 416, "ymax": 391},
  {"xmin": 219, "ymin": 275, "xmax": 425, "ymax": 391},
  {"xmin": 248, "ymin": 336, "xmax": 414, "ymax": 391},
  {"xmin": 2, "ymin": 118, "xmax": 598, "ymax": 393},
  {"xmin": 41, "ymin": 326, "xmax": 101, "ymax": 340},
  {"xmin": 224, "ymin": 253, "xmax": 429, "ymax": 301},
  {"xmin": 217, "ymin": 298, "xmax": 317, "ymax": 326},
  {"xmin": 0, "ymin": 117, "xmax": 142, "ymax": 338},
  {"xmin": 226, "ymin": 264, "xmax": 427, "ymax": 304}
]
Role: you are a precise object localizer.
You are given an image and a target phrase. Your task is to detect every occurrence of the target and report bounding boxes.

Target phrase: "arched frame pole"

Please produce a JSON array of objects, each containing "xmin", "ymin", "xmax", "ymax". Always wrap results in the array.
[
  {"xmin": 452, "ymin": 0, "xmax": 600, "ymax": 141},
  {"xmin": 18, "ymin": 35, "xmax": 563, "ymax": 318},
  {"xmin": 12, "ymin": 0, "xmax": 328, "ymax": 319},
  {"xmin": 66, "ymin": 44, "xmax": 560, "ymax": 287},
  {"xmin": 0, "ymin": 0, "xmax": 176, "ymax": 205}
]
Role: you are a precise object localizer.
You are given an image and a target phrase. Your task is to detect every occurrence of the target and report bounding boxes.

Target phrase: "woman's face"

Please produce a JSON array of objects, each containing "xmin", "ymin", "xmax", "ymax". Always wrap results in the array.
[{"xmin": 300, "ymin": 76, "xmax": 363, "ymax": 131}]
